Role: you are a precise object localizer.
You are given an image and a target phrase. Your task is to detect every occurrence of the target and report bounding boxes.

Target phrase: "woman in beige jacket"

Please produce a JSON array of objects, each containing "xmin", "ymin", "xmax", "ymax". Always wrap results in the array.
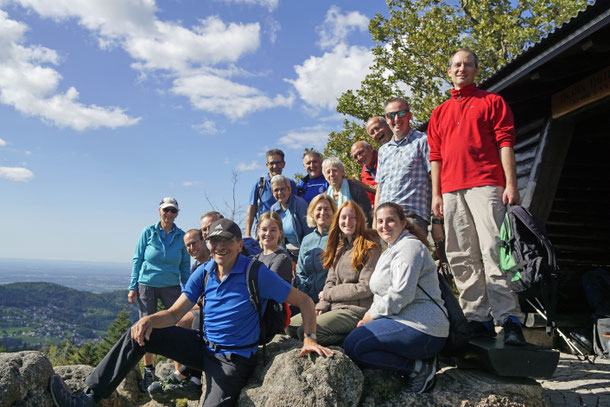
[{"xmin": 286, "ymin": 200, "xmax": 381, "ymax": 345}]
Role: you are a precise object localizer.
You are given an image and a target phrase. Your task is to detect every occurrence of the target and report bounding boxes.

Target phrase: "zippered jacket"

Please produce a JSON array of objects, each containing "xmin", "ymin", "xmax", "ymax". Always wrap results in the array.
[{"xmin": 130, "ymin": 222, "xmax": 190, "ymax": 290}]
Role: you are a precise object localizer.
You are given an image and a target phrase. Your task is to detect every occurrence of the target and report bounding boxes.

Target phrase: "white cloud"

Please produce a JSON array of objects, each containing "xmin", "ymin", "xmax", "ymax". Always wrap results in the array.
[
  {"xmin": 6, "ymin": 1, "xmax": 289, "ymax": 120},
  {"xmin": 264, "ymin": 17, "xmax": 281, "ymax": 44},
  {"xmin": 182, "ymin": 180, "xmax": 199, "ymax": 187},
  {"xmin": 278, "ymin": 125, "xmax": 329, "ymax": 150},
  {"xmin": 236, "ymin": 160, "xmax": 261, "ymax": 171},
  {"xmin": 194, "ymin": 119, "xmax": 223, "ymax": 136},
  {"xmin": 173, "ymin": 72, "xmax": 294, "ymax": 119},
  {"xmin": 0, "ymin": 138, "xmax": 6, "ymax": 147},
  {"xmin": 215, "ymin": 0, "xmax": 279, "ymax": 12},
  {"xmin": 287, "ymin": 44, "xmax": 373, "ymax": 111},
  {"xmin": 0, "ymin": 10, "xmax": 140, "ymax": 130},
  {"xmin": 0, "ymin": 166, "xmax": 34, "ymax": 182},
  {"xmin": 317, "ymin": 6, "xmax": 368, "ymax": 51},
  {"xmin": 25, "ymin": 150, "xmax": 31, "ymax": 155}
]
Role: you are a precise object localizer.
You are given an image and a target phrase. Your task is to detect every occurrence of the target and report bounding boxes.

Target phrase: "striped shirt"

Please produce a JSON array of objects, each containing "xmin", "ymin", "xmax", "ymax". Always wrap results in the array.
[{"xmin": 377, "ymin": 129, "xmax": 431, "ymax": 221}]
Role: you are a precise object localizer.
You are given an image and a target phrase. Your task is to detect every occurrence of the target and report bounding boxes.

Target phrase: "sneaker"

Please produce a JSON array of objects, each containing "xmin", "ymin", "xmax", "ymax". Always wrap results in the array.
[
  {"xmin": 503, "ymin": 317, "xmax": 526, "ymax": 346},
  {"xmin": 49, "ymin": 374, "xmax": 96, "ymax": 407},
  {"xmin": 468, "ymin": 320, "xmax": 497, "ymax": 338},
  {"xmin": 140, "ymin": 366, "xmax": 157, "ymax": 393},
  {"xmin": 149, "ymin": 378, "xmax": 203, "ymax": 402},
  {"xmin": 407, "ymin": 357, "xmax": 437, "ymax": 394},
  {"xmin": 147, "ymin": 373, "xmax": 184, "ymax": 401}
]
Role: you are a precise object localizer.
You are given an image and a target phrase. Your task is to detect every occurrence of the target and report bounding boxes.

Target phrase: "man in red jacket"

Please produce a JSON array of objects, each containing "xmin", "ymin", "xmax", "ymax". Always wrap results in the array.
[{"xmin": 428, "ymin": 49, "xmax": 525, "ymax": 346}]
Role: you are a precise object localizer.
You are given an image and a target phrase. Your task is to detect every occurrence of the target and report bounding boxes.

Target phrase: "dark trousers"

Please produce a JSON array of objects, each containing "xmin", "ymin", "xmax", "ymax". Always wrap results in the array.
[
  {"xmin": 343, "ymin": 318, "xmax": 445, "ymax": 373},
  {"xmin": 85, "ymin": 326, "xmax": 257, "ymax": 407}
]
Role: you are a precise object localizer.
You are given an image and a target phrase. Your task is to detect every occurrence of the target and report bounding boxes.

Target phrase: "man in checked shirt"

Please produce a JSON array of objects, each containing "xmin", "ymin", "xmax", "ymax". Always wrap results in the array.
[{"xmin": 374, "ymin": 97, "xmax": 434, "ymax": 237}]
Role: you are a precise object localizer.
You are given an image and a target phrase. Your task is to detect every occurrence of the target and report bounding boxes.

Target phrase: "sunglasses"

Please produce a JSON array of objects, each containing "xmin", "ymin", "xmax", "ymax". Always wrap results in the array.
[
  {"xmin": 163, "ymin": 207, "xmax": 178, "ymax": 214},
  {"xmin": 267, "ymin": 160, "xmax": 284, "ymax": 166},
  {"xmin": 385, "ymin": 109, "xmax": 409, "ymax": 120}
]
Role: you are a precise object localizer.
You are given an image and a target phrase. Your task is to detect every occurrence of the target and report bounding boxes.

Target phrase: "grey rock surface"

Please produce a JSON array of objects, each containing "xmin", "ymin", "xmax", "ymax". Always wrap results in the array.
[
  {"xmin": 239, "ymin": 336, "xmax": 363, "ymax": 407},
  {"xmin": 0, "ymin": 351, "xmax": 54, "ymax": 407},
  {"xmin": 1, "ymin": 336, "xmax": 558, "ymax": 407}
]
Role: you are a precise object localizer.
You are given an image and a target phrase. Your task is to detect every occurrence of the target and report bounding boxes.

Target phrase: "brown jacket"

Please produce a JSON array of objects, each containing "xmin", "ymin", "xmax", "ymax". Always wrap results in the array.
[{"xmin": 315, "ymin": 240, "xmax": 381, "ymax": 318}]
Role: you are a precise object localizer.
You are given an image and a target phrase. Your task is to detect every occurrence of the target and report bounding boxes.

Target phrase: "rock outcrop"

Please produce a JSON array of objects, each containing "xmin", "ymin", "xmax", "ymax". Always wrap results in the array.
[
  {"xmin": 0, "ymin": 337, "xmax": 549, "ymax": 407},
  {"xmin": 0, "ymin": 351, "xmax": 54, "ymax": 407}
]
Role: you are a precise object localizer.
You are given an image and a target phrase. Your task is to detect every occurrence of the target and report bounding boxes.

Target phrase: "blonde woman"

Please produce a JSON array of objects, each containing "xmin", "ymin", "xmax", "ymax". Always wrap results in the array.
[{"xmin": 253, "ymin": 212, "xmax": 293, "ymax": 283}]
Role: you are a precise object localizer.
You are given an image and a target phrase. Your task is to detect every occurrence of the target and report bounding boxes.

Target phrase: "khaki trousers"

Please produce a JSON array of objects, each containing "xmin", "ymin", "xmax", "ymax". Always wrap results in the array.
[
  {"xmin": 443, "ymin": 185, "xmax": 523, "ymax": 325},
  {"xmin": 286, "ymin": 309, "xmax": 360, "ymax": 346}
]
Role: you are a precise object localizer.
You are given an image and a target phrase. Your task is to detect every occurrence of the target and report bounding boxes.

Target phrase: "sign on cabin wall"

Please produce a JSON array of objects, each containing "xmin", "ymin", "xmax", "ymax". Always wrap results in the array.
[{"xmin": 552, "ymin": 65, "xmax": 610, "ymax": 119}]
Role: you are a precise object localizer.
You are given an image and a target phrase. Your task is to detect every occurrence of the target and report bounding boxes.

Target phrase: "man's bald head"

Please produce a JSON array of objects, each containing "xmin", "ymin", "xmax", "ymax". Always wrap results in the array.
[{"xmin": 351, "ymin": 140, "xmax": 374, "ymax": 167}]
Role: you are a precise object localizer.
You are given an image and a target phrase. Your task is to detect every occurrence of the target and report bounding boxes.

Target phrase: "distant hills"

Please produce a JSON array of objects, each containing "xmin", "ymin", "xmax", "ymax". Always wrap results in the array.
[
  {"xmin": 0, "ymin": 258, "xmax": 132, "ymax": 293},
  {"xmin": 0, "ymin": 282, "xmax": 138, "ymax": 351}
]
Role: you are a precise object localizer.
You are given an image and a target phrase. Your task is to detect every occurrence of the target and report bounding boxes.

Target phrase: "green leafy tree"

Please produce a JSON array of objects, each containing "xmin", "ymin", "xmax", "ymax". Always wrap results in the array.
[
  {"xmin": 326, "ymin": 0, "xmax": 589, "ymax": 159},
  {"xmin": 94, "ymin": 309, "xmax": 133, "ymax": 361},
  {"xmin": 323, "ymin": 120, "xmax": 372, "ymax": 179}
]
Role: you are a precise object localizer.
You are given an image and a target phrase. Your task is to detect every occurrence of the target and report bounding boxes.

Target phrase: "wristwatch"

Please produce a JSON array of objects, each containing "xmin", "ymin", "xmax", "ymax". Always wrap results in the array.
[
  {"xmin": 431, "ymin": 218, "xmax": 443, "ymax": 225},
  {"xmin": 303, "ymin": 333, "xmax": 317, "ymax": 341}
]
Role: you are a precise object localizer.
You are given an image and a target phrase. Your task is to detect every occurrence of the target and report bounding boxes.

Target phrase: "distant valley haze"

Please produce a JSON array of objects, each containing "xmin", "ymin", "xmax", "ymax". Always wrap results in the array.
[{"xmin": 0, "ymin": 258, "xmax": 132, "ymax": 293}]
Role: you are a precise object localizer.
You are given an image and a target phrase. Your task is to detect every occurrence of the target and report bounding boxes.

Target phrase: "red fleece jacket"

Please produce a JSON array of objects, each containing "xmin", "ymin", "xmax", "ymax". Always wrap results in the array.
[{"xmin": 428, "ymin": 83, "xmax": 515, "ymax": 194}]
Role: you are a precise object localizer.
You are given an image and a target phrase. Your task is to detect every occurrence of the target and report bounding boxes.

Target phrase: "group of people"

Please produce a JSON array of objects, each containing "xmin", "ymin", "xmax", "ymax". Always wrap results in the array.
[{"xmin": 49, "ymin": 48, "xmax": 527, "ymax": 407}]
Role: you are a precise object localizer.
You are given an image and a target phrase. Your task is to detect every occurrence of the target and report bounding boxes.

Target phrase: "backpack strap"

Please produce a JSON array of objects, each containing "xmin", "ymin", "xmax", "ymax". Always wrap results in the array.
[
  {"xmin": 256, "ymin": 176, "xmax": 265, "ymax": 214},
  {"xmin": 246, "ymin": 259, "xmax": 266, "ymax": 360},
  {"xmin": 197, "ymin": 260, "xmax": 265, "ymax": 353}
]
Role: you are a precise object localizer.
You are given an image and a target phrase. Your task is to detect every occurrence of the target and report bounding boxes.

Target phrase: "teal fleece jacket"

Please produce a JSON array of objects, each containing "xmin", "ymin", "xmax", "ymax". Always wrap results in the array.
[
  {"xmin": 130, "ymin": 222, "xmax": 190, "ymax": 290},
  {"xmin": 294, "ymin": 229, "xmax": 329, "ymax": 303}
]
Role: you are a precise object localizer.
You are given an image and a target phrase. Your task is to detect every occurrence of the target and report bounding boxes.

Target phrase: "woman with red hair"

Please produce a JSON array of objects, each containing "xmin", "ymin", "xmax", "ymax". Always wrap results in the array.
[{"xmin": 286, "ymin": 201, "xmax": 380, "ymax": 345}]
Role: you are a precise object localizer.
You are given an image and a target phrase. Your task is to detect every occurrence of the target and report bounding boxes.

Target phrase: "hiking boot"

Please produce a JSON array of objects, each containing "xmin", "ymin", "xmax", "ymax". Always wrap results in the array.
[
  {"xmin": 49, "ymin": 374, "xmax": 96, "ymax": 407},
  {"xmin": 407, "ymin": 357, "xmax": 437, "ymax": 394},
  {"xmin": 149, "ymin": 378, "xmax": 203, "ymax": 402},
  {"xmin": 503, "ymin": 317, "xmax": 526, "ymax": 346},
  {"xmin": 147, "ymin": 373, "xmax": 184, "ymax": 402},
  {"xmin": 140, "ymin": 366, "xmax": 157, "ymax": 393},
  {"xmin": 468, "ymin": 320, "xmax": 496, "ymax": 338}
]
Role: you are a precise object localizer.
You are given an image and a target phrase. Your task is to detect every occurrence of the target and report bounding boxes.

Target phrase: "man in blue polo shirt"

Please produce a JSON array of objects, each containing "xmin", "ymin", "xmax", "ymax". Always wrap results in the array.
[
  {"xmin": 296, "ymin": 150, "xmax": 328, "ymax": 203},
  {"xmin": 50, "ymin": 219, "xmax": 333, "ymax": 407},
  {"xmin": 245, "ymin": 149, "xmax": 297, "ymax": 238}
]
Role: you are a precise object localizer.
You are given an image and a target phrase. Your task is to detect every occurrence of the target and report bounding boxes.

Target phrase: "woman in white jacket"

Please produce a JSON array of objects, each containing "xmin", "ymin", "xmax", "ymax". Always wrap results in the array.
[{"xmin": 343, "ymin": 202, "xmax": 449, "ymax": 394}]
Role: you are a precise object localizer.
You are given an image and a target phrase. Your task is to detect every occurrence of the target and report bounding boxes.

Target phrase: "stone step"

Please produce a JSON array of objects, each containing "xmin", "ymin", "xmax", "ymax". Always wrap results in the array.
[{"xmin": 455, "ymin": 334, "xmax": 560, "ymax": 378}]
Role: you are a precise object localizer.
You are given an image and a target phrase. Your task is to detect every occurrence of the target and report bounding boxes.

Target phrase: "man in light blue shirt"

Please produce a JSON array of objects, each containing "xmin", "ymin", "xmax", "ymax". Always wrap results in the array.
[{"xmin": 375, "ymin": 97, "xmax": 432, "ymax": 234}]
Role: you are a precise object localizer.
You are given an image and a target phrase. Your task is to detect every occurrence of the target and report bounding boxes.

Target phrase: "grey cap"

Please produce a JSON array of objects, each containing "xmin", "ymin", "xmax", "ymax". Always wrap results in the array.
[{"xmin": 206, "ymin": 218, "xmax": 242, "ymax": 240}]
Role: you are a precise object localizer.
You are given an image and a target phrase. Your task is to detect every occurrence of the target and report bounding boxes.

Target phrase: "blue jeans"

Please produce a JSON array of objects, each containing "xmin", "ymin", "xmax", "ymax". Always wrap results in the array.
[{"xmin": 343, "ymin": 318, "xmax": 446, "ymax": 373}]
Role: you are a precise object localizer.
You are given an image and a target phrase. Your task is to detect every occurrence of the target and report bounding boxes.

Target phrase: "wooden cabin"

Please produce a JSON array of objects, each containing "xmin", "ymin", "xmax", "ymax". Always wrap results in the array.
[{"xmin": 479, "ymin": 0, "xmax": 610, "ymax": 315}]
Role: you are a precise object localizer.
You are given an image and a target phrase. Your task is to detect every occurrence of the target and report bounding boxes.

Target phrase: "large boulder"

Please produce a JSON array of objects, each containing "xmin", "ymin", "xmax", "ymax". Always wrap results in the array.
[
  {"xmin": 0, "ymin": 351, "xmax": 54, "ymax": 407},
  {"xmin": 0, "ymin": 338, "xmax": 550, "ymax": 407},
  {"xmin": 238, "ymin": 336, "xmax": 363, "ymax": 407},
  {"xmin": 359, "ymin": 365, "xmax": 548, "ymax": 407}
]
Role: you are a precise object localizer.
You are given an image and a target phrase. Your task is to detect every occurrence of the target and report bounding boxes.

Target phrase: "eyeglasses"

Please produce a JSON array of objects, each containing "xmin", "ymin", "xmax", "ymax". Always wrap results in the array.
[
  {"xmin": 163, "ymin": 207, "xmax": 178, "ymax": 214},
  {"xmin": 267, "ymin": 160, "xmax": 283, "ymax": 166},
  {"xmin": 273, "ymin": 187, "xmax": 287, "ymax": 194},
  {"xmin": 385, "ymin": 110, "xmax": 409, "ymax": 120}
]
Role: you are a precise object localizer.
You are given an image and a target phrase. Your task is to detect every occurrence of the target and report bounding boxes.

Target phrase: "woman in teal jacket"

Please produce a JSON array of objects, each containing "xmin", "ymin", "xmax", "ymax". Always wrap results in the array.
[
  {"xmin": 128, "ymin": 197, "xmax": 190, "ymax": 391},
  {"xmin": 293, "ymin": 194, "xmax": 337, "ymax": 303}
]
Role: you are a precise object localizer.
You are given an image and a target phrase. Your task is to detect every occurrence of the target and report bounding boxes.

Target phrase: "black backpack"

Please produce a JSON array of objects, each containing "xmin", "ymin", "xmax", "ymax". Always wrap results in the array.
[
  {"xmin": 499, "ymin": 205, "xmax": 559, "ymax": 327},
  {"xmin": 196, "ymin": 259, "xmax": 291, "ymax": 361}
]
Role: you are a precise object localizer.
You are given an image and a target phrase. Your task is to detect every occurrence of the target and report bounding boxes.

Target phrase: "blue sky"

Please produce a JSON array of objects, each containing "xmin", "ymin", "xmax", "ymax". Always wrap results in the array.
[{"xmin": 0, "ymin": 0, "xmax": 387, "ymax": 263}]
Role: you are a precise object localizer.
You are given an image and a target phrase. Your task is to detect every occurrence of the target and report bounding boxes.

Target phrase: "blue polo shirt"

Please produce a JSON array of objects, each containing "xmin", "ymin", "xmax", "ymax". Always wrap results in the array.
[
  {"xmin": 183, "ymin": 254, "xmax": 291, "ymax": 357},
  {"xmin": 296, "ymin": 175, "xmax": 328, "ymax": 203},
  {"xmin": 248, "ymin": 174, "xmax": 297, "ymax": 219}
]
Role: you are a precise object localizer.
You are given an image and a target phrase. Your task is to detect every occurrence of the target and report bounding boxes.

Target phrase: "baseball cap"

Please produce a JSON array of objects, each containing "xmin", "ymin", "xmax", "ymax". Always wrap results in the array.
[
  {"xmin": 206, "ymin": 218, "xmax": 242, "ymax": 240},
  {"xmin": 159, "ymin": 197, "xmax": 179, "ymax": 210}
]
